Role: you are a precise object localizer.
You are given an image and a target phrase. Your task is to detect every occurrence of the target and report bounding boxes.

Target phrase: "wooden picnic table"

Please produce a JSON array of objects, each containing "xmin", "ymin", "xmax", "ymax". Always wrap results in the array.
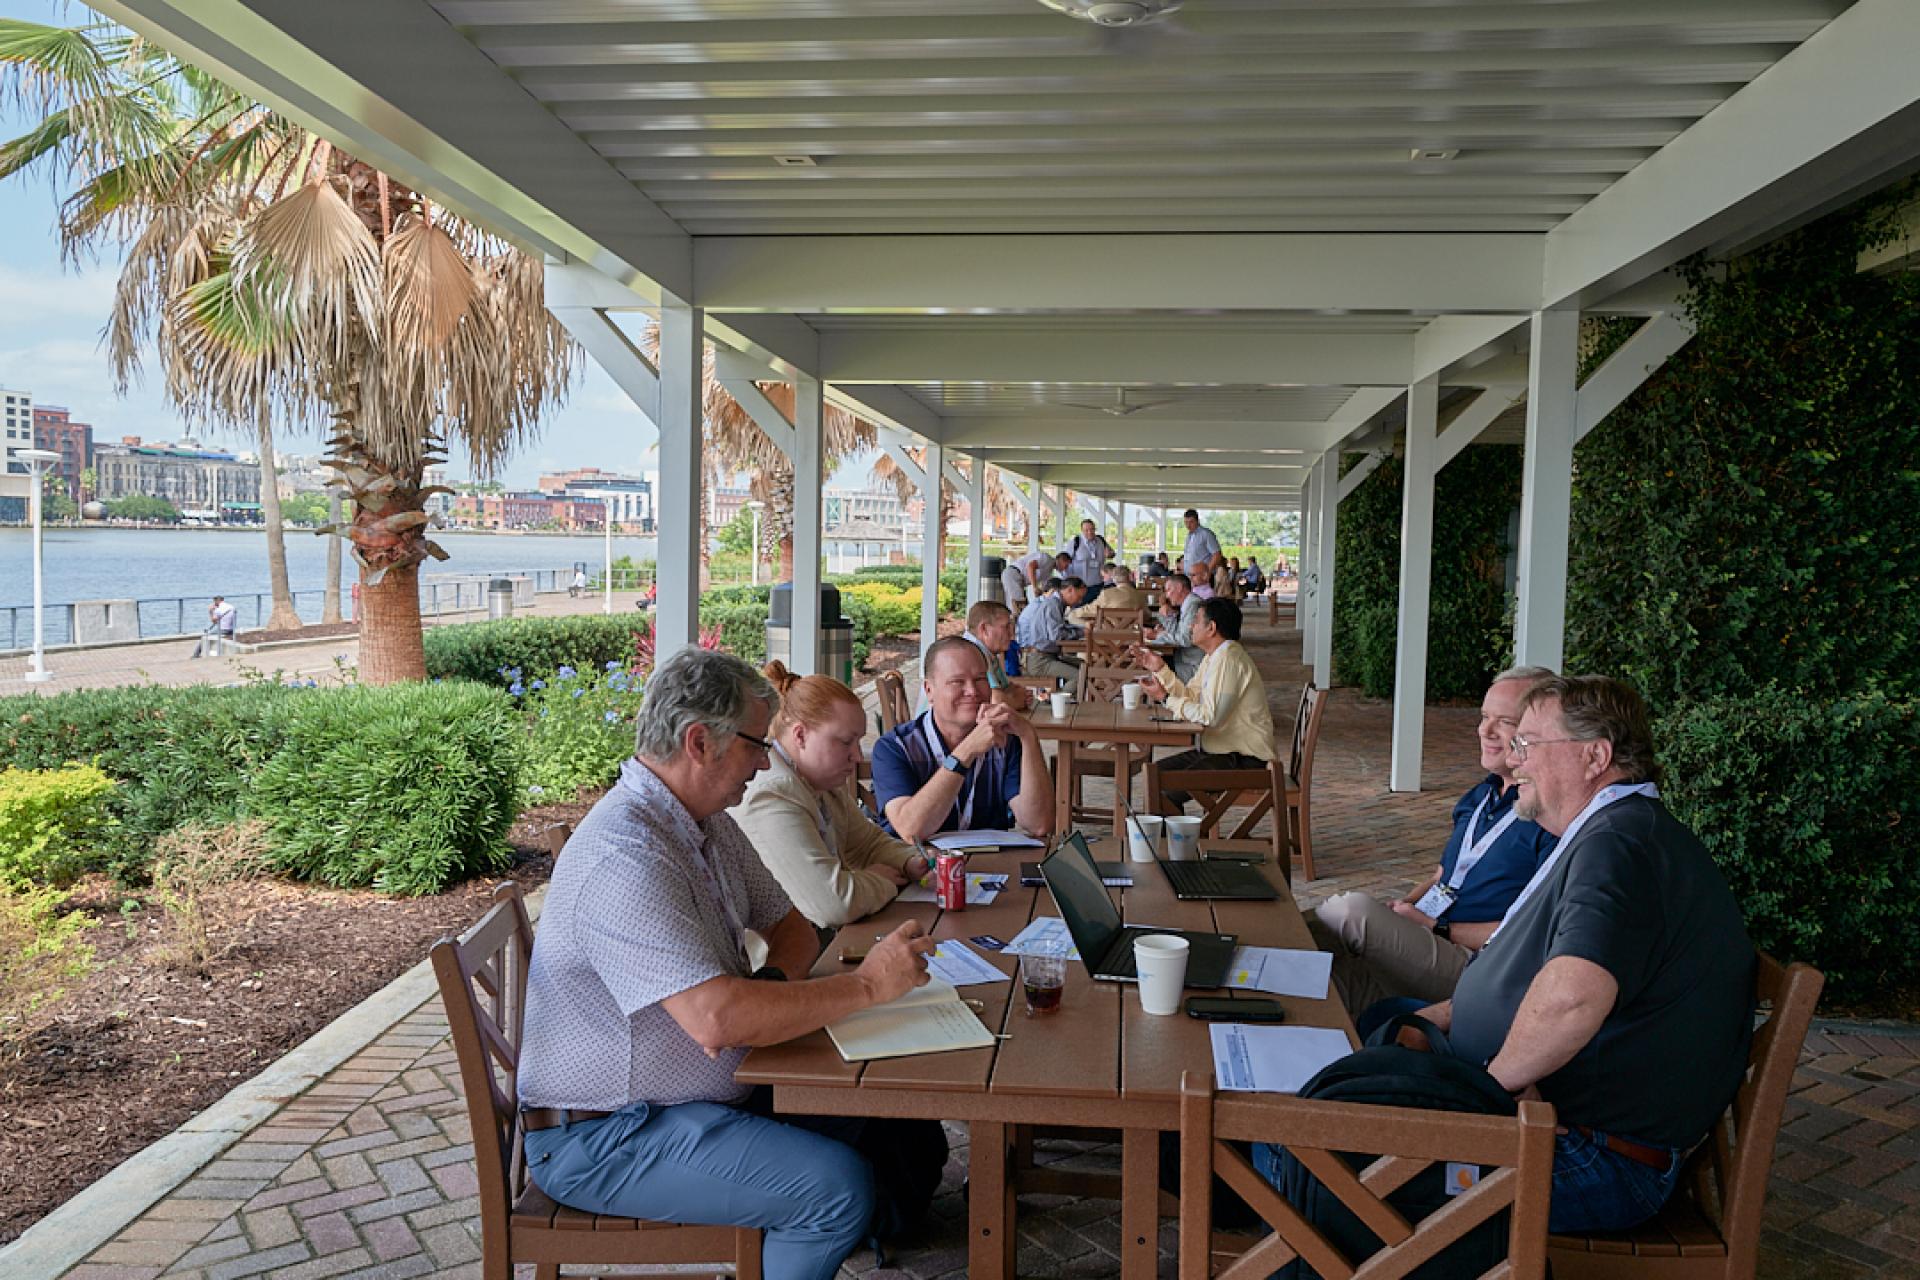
[
  {"xmin": 1027, "ymin": 699, "xmax": 1205, "ymax": 838},
  {"xmin": 737, "ymin": 839, "xmax": 1356, "ymax": 1280}
]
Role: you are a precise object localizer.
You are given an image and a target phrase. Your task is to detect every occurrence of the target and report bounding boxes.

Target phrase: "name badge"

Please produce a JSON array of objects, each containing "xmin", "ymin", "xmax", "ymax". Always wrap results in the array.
[{"xmin": 1412, "ymin": 883, "xmax": 1457, "ymax": 920}]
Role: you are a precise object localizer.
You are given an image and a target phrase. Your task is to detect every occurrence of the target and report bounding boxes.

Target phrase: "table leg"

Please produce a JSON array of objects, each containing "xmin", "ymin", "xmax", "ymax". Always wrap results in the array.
[
  {"xmin": 1121, "ymin": 1127, "xmax": 1160, "ymax": 1280},
  {"xmin": 1112, "ymin": 742, "xmax": 1133, "ymax": 839},
  {"xmin": 970, "ymin": 1120, "xmax": 1017, "ymax": 1280},
  {"xmin": 1054, "ymin": 739, "xmax": 1076, "ymax": 834}
]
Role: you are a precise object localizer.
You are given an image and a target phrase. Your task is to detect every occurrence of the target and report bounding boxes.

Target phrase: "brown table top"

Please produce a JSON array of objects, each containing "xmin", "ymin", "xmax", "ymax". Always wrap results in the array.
[
  {"xmin": 1026, "ymin": 699, "xmax": 1205, "ymax": 746},
  {"xmin": 737, "ymin": 838, "xmax": 1354, "ymax": 1126}
]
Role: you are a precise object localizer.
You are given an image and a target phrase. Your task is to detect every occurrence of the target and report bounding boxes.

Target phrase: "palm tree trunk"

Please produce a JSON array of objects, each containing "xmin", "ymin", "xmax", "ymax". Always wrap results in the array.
[
  {"xmin": 253, "ymin": 422, "xmax": 303, "ymax": 631},
  {"xmin": 359, "ymin": 560, "xmax": 426, "ymax": 683},
  {"xmin": 322, "ymin": 490, "xmax": 343, "ymax": 623}
]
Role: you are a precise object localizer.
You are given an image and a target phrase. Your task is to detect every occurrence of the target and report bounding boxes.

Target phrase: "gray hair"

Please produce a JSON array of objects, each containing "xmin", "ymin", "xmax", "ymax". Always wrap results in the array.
[
  {"xmin": 1491, "ymin": 664, "xmax": 1556, "ymax": 689},
  {"xmin": 633, "ymin": 647, "xmax": 776, "ymax": 761},
  {"xmin": 1112, "ymin": 565, "xmax": 1135, "ymax": 586}
]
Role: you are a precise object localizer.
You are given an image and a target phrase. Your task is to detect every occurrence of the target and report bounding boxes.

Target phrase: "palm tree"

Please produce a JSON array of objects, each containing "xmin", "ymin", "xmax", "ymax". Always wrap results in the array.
[
  {"xmin": 870, "ymin": 452, "xmax": 1030, "ymax": 573},
  {"xmin": 0, "ymin": 17, "xmax": 573, "ymax": 682}
]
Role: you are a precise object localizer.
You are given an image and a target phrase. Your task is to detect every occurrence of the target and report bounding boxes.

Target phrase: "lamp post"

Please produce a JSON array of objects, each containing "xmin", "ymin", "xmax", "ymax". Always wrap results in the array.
[
  {"xmin": 18, "ymin": 448, "xmax": 61, "ymax": 683},
  {"xmin": 603, "ymin": 494, "xmax": 614, "ymax": 615},
  {"xmin": 746, "ymin": 499, "xmax": 765, "ymax": 585}
]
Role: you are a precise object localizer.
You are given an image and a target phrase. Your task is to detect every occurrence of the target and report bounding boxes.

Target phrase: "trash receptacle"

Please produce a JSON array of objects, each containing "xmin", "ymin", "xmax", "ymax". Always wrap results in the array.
[
  {"xmin": 765, "ymin": 583, "xmax": 854, "ymax": 684},
  {"xmin": 979, "ymin": 555, "xmax": 1006, "ymax": 605},
  {"xmin": 487, "ymin": 577, "xmax": 515, "ymax": 621}
]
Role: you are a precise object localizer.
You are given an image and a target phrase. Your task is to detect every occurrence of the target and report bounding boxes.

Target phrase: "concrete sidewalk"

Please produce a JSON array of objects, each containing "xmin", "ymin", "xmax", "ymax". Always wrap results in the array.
[{"xmin": 17, "ymin": 615, "xmax": 1914, "ymax": 1280}]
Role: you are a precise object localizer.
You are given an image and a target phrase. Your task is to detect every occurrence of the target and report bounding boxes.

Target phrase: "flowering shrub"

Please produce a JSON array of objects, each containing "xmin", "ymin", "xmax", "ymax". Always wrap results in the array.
[
  {"xmin": 516, "ymin": 661, "xmax": 648, "ymax": 803},
  {"xmin": 0, "ymin": 763, "xmax": 119, "ymax": 888}
]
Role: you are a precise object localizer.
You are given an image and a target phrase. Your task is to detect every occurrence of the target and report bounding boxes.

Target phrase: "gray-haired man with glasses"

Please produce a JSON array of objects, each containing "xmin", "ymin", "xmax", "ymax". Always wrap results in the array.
[
  {"xmin": 517, "ymin": 647, "xmax": 946, "ymax": 1280},
  {"xmin": 1400, "ymin": 674, "xmax": 1755, "ymax": 1234}
]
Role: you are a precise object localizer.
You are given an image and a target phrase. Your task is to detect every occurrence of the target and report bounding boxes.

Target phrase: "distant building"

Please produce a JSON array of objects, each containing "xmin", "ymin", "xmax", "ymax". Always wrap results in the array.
[
  {"xmin": 825, "ymin": 487, "xmax": 904, "ymax": 534},
  {"xmin": 538, "ymin": 466, "xmax": 653, "ymax": 530},
  {"xmin": 451, "ymin": 488, "xmax": 605, "ymax": 531},
  {"xmin": 422, "ymin": 464, "xmax": 452, "ymax": 521},
  {"xmin": 93, "ymin": 436, "xmax": 262, "ymax": 518},
  {"xmin": 710, "ymin": 484, "xmax": 752, "ymax": 531},
  {"xmin": 31, "ymin": 406, "xmax": 92, "ymax": 503},
  {"xmin": 275, "ymin": 452, "xmax": 333, "ymax": 498}
]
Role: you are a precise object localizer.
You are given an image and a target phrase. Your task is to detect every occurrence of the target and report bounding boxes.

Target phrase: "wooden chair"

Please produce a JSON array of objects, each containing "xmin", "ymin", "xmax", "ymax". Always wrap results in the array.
[
  {"xmin": 874, "ymin": 669, "xmax": 911, "ymax": 732},
  {"xmin": 1060, "ymin": 654, "xmax": 1155, "ymax": 824},
  {"xmin": 1178, "ymin": 1070, "xmax": 1556, "ymax": 1280},
  {"xmin": 432, "ymin": 884, "xmax": 763, "ymax": 1280},
  {"xmin": 1092, "ymin": 604, "xmax": 1148, "ymax": 631},
  {"xmin": 1547, "ymin": 955, "xmax": 1825, "ymax": 1280},
  {"xmin": 1283, "ymin": 684, "xmax": 1328, "ymax": 881},
  {"xmin": 854, "ymin": 758, "xmax": 878, "ymax": 815},
  {"xmin": 1144, "ymin": 756, "xmax": 1290, "ymax": 882}
]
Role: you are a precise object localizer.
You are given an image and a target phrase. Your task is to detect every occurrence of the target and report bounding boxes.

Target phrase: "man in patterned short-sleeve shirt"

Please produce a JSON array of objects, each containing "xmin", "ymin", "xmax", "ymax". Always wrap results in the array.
[{"xmin": 518, "ymin": 648, "xmax": 944, "ymax": 1280}]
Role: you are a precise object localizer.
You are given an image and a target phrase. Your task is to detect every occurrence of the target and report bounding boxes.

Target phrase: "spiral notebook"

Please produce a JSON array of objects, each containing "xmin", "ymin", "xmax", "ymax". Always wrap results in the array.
[{"xmin": 825, "ymin": 979, "xmax": 997, "ymax": 1062}]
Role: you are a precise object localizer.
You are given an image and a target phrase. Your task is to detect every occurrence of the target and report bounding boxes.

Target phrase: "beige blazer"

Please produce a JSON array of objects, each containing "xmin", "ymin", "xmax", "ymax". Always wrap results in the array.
[{"xmin": 730, "ymin": 748, "xmax": 918, "ymax": 928}]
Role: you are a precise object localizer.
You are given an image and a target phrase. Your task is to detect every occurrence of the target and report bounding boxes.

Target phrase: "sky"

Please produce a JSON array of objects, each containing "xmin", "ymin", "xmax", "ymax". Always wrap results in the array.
[{"xmin": 0, "ymin": 0, "xmax": 889, "ymax": 490}]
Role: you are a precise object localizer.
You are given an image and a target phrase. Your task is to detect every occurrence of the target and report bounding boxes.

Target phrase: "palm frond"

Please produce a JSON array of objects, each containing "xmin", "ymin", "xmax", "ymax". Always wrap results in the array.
[{"xmin": 233, "ymin": 176, "xmax": 382, "ymax": 368}]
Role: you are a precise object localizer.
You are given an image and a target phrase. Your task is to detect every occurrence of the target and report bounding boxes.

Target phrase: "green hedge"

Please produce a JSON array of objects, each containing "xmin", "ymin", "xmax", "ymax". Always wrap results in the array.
[
  {"xmin": 1332, "ymin": 445, "xmax": 1521, "ymax": 701},
  {"xmin": 0, "ymin": 684, "xmax": 296, "ymax": 879},
  {"xmin": 424, "ymin": 614, "xmax": 651, "ymax": 687},
  {"xmin": 1657, "ymin": 690, "xmax": 1919, "ymax": 993},
  {"xmin": 249, "ymin": 682, "xmax": 522, "ymax": 896}
]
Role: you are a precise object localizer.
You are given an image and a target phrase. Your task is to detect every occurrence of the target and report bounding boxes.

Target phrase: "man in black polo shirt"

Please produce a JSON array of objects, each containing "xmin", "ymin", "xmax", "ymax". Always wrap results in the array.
[{"xmin": 1410, "ymin": 675, "xmax": 1754, "ymax": 1233}]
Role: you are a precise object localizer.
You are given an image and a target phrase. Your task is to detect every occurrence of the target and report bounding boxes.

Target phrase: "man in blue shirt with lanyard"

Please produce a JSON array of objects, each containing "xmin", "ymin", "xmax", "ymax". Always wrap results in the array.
[
  {"xmin": 1308, "ymin": 666, "xmax": 1559, "ymax": 1014},
  {"xmin": 872, "ymin": 636, "xmax": 1055, "ymax": 843}
]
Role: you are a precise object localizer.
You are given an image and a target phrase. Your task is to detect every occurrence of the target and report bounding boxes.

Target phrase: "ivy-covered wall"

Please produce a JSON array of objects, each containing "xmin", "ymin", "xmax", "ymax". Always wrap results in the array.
[
  {"xmin": 1332, "ymin": 444, "xmax": 1522, "ymax": 702},
  {"xmin": 1566, "ymin": 187, "xmax": 1920, "ymax": 997}
]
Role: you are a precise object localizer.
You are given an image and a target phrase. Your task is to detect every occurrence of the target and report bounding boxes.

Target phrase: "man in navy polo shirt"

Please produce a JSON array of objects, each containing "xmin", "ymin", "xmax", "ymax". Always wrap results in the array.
[
  {"xmin": 1308, "ymin": 665, "xmax": 1558, "ymax": 1013},
  {"xmin": 872, "ymin": 636, "xmax": 1055, "ymax": 844}
]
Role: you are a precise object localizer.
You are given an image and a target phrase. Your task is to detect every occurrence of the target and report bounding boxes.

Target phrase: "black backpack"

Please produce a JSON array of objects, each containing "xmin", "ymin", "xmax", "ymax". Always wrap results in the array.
[{"xmin": 1266, "ymin": 1016, "xmax": 1517, "ymax": 1280}]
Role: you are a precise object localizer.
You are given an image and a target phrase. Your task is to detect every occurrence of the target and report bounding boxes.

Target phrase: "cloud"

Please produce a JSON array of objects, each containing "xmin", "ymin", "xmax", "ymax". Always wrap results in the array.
[{"xmin": 0, "ymin": 261, "xmax": 120, "ymax": 323}]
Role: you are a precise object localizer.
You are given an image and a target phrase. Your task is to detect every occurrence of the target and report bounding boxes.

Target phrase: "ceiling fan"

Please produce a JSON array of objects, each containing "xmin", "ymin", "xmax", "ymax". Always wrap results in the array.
[
  {"xmin": 1035, "ymin": 0, "xmax": 1184, "ymax": 29},
  {"xmin": 1056, "ymin": 388, "xmax": 1179, "ymax": 417}
]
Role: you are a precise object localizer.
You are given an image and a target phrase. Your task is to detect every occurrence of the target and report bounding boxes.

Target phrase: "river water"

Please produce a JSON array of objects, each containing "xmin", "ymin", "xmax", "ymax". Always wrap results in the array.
[{"xmin": 0, "ymin": 526, "xmax": 658, "ymax": 646}]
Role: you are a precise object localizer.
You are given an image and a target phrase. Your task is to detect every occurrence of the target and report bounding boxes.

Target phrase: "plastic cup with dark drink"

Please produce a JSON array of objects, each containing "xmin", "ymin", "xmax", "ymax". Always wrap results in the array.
[{"xmin": 1021, "ymin": 953, "xmax": 1067, "ymax": 1016}]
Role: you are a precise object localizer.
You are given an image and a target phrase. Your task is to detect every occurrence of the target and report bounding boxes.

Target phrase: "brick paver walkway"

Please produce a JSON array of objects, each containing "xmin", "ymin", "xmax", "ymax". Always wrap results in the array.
[{"xmin": 48, "ymin": 615, "xmax": 1920, "ymax": 1279}]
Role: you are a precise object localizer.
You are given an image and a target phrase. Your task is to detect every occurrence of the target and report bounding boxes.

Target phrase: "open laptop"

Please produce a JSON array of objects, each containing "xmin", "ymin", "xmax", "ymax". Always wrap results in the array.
[
  {"xmin": 1120, "ymin": 795, "xmax": 1280, "ymax": 902},
  {"xmin": 1039, "ymin": 832, "xmax": 1237, "ymax": 986}
]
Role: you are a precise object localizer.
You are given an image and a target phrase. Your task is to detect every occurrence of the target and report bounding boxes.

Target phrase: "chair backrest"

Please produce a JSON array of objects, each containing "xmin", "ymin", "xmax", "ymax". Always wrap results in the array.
[
  {"xmin": 854, "ymin": 758, "xmax": 878, "ymax": 814},
  {"xmin": 1093, "ymin": 605, "xmax": 1148, "ymax": 631},
  {"xmin": 1702, "ymin": 955, "xmax": 1824, "ymax": 1276},
  {"xmin": 874, "ymin": 670, "xmax": 911, "ymax": 732},
  {"xmin": 431, "ymin": 883, "xmax": 535, "ymax": 1255},
  {"xmin": 1291, "ymin": 684, "xmax": 1327, "ymax": 786},
  {"xmin": 1079, "ymin": 661, "xmax": 1146, "ymax": 703},
  {"xmin": 1179, "ymin": 1070, "xmax": 1555, "ymax": 1280}
]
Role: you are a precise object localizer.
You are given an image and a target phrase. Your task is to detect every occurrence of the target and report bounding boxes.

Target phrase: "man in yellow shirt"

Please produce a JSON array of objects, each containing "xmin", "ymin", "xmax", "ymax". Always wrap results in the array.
[{"xmin": 1130, "ymin": 597, "xmax": 1278, "ymax": 808}]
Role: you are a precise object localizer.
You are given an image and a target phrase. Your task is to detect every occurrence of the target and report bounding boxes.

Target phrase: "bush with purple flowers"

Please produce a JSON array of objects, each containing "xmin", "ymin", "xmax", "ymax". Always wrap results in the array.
[{"xmin": 514, "ymin": 661, "xmax": 646, "ymax": 803}]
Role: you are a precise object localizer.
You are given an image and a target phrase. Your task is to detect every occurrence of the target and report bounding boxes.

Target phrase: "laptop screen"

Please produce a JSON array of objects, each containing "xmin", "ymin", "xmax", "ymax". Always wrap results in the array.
[{"xmin": 1041, "ymin": 833, "xmax": 1123, "ymax": 962}]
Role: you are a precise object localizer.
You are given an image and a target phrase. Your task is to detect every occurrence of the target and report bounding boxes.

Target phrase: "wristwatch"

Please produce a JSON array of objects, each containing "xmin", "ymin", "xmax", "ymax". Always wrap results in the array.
[
  {"xmin": 1432, "ymin": 919, "xmax": 1453, "ymax": 941},
  {"xmin": 940, "ymin": 752, "xmax": 965, "ymax": 774}
]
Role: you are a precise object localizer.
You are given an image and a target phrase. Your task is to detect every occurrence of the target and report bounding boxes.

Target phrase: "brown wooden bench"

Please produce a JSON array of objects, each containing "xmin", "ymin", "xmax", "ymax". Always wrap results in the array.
[
  {"xmin": 1178, "ymin": 1069, "xmax": 1556, "ymax": 1279},
  {"xmin": 1547, "ymin": 953, "xmax": 1824, "ymax": 1280},
  {"xmin": 432, "ymin": 883, "xmax": 762, "ymax": 1280}
]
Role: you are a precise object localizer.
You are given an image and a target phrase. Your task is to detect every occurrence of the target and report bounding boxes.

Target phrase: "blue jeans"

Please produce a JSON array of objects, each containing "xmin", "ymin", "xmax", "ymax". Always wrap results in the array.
[{"xmin": 523, "ymin": 1099, "xmax": 876, "ymax": 1280}]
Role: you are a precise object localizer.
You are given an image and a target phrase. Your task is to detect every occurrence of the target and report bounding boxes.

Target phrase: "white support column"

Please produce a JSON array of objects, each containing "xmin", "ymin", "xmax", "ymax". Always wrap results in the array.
[
  {"xmin": 1515, "ymin": 310, "xmax": 1580, "ymax": 671},
  {"xmin": 1117, "ymin": 502, "xmax": 1128, "ymax": 565},
  {"xmin": 655, "ymin": 304, "xmax": 703, "ymax": 659},
  {"xmin": 1297, "ymin": 462, "xmax": 1317, "ymax": 650},
  {"xmin": 791, "ymin": 374, "xmax": 825, "ymax": 674},
  {"xmin": 1155, "ymin": 508, "xmax": 1167, "ymax": 554},
  {"xmin": 965, "ymin": 455, "xmax": 986, "ymax": 608},
  {"xmin": 1025, "ymin": 480, "xmax": 1042, "ymax": 553},
  {"xmin": 1312, "ymin": 454, "xmax": 1339, "ymax": 688},
  {"xmin": 1390, "ymin": 377, "xmax": 1440, "ymax": 792},
  {"xmin": 1050, "ymin": 486, "xmax": 1068, "ymax": 547},
  {"xmin": 921, "ymin": 441, "xmax": 945, "ymax": 654}
]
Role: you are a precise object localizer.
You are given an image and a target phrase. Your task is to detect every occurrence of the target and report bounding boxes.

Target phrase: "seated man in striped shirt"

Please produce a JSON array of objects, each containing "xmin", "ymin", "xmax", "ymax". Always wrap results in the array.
[{"xmin": 1130, "ymin": 597, "xmax": 1277, "ymax": 808}]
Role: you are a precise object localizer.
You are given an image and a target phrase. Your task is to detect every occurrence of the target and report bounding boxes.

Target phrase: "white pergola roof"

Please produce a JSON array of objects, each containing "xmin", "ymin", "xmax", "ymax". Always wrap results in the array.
[{"xmin": 92, "ymin": 0, "xmax": 1920, "ymax": 785}]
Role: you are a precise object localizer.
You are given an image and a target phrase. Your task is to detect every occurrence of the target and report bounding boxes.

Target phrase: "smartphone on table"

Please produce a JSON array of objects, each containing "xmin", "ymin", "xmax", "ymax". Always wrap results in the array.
[{"xmin": 1185, "ymin": 996, "xmax": 1286, "ymax": 1023}]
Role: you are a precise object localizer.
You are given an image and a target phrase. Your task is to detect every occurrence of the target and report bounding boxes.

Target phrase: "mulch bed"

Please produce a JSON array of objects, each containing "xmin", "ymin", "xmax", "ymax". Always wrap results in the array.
[
  {"xmin": 0, "ymin": 798, "xmax": 593, "ymax": 1246},
  {"xmin": 859, "ymin": 620, "xmax": 964, "ymax": 681},
  {"xmin": 234, "ymin": 619, "xmax": 360, "ymax": 645}
]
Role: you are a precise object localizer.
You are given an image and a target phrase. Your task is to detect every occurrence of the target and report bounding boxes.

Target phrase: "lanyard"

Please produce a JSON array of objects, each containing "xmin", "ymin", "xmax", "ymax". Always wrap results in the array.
[
  {"xmin": 921, "ymin": 712, "xmax": 981, "ymax": 830},
  {"xmin": 1486, "ymin": 782, "xmax": 1659, "ymax": 944},
  {"xmin": 1445, "ymin": 789, "xmax": 1521, "ymax": 891},
  {"xmin": 772, "ymin": 742, "xmax": 833, "ymax": 846}
]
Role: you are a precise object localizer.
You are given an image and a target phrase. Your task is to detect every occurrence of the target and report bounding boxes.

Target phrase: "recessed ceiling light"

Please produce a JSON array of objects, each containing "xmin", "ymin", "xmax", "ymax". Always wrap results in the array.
[
  {"xmin": 774, "ymin": 155, "xmax": 818, "ymax": 168},
  {"xmin": 1410, "ymin": 148, "xmax": 1460, "ymax": 162}
]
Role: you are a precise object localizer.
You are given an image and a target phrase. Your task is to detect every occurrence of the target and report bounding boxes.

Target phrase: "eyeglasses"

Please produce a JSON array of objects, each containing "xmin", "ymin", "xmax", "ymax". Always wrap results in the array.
[
  {"xmin": 735, "ymin": 730, "xmax": 774, "ymax": 755},
  {"xmin": 1508, "ymin": 733, "xmax": 1582, "ymax": 761}
]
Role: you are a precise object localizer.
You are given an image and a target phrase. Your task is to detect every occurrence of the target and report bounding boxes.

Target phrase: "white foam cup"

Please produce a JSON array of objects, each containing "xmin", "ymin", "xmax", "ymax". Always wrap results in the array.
[
  {"xmin": 1126, "ymin": 814, "xmax": 1164, "ymax": 863},
  {"xmin": 1049, "ymin": 691, "xmax": 1071, "ymax": 718},
  {"xmin": 1121, "ymin": 682, "xmax": 1143, "ymax": 710},
  {"xmin": 1133, "ymin": 934, "xmax": 1191, "ymax": 1016},
  {"xmin": 1164, "ymin": 815, "xmax": 1202, "ymax": 861}
]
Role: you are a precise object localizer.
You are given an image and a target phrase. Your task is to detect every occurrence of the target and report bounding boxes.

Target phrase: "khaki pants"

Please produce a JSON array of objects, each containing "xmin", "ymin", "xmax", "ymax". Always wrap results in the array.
[
  {"xmin": 1021, "ymin": 650, "xmax": 1080, "ymax": 685},
  {"xmin": 1306, "ymin": 891, "xmax": 1472, "ymax": 1016}
]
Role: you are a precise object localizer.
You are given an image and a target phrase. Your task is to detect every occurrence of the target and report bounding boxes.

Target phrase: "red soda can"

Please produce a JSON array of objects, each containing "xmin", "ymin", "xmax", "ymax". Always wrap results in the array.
[{"xmin": 935, "ymin": 852, "xmax": 967, "ymax": 912}]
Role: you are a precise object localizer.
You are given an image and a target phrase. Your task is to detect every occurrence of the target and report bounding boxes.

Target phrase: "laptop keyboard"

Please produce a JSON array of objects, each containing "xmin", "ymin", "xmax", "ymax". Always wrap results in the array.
[{"xmin": 1168, "ymin": 863, "xmax": 1247, "ymax": 896}]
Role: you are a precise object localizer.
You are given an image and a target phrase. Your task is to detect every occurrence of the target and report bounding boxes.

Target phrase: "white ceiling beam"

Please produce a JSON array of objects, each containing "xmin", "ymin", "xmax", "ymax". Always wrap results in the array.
[
  {"xmin": 1031, "ymin": 465, "xmax": 1302, "ymax": 488},
  {"xmin": 96, "ymin": 0, "xmax": 692, "ymax": 301},
  {"xmin": 1434, "ymin": 389, "xmax": 1527, "ymax": 472},
  {"xmin": 1410, "ymin": 314, "xmax": 1532, "ymax": 385},
  {"xmin": 714, "ymin": 351, "xmax": 797, "ymax": 461},
  {"xmin": 1576, "ymin": 313, "xmax": 1696, "ymax": 442},
  {"xmin": 1337, "ymin": 451, "xmax": 1390, "ymax": 502},
  {"xmin": 973, "ymin": 448, "xmax": 1308, "ymax": 470},
  {"xmin": 696, "ymin": 235, "xmax": 1542, "ymax": 313},
  {"xmin": 819, "ymin": 328, "xmax": 1411, "ymax": 386},
  {"xmin": 1541, "ymin": 0, "xmax": 1920, "ymax": 307},
  {"xmin": 547, "ymin": 306, "xmax": 657, "ymax": 423},
  {"xmin": 1319, "ymin": 387, "xmax": 1408, "ymax": 451},
  {"xmin": 876, "ymin": 428, "xmax": 928, "ymax": 492},
  {"xmin": 548, "ymin": 260, "xmax": 824, "ymax": 380},
  {"xmin": 941, "ymin": 419, "xmax": 1349, "ymax": 450},
  {"xmin": 823, "ymin": 385, "xmax": 944, "ymax": 445}
]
